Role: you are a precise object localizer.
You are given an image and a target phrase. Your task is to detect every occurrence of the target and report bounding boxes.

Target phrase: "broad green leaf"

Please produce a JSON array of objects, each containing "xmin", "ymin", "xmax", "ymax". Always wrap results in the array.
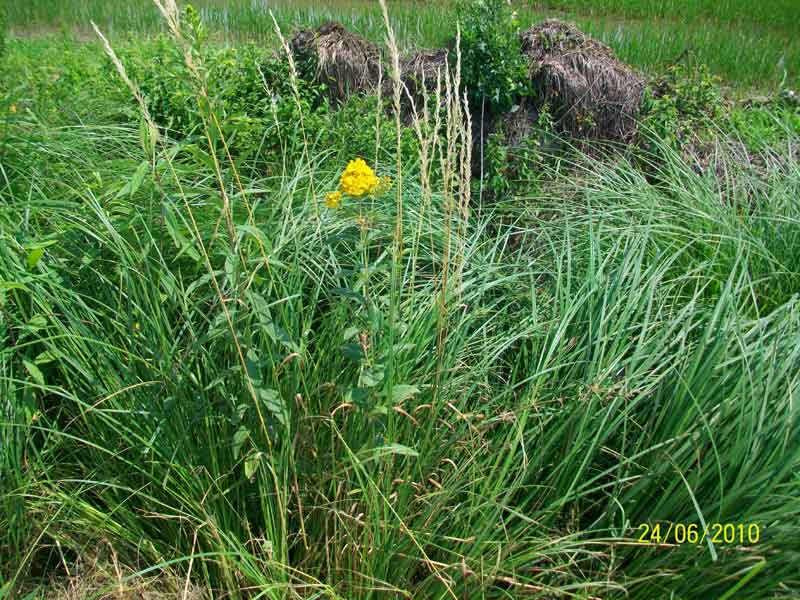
[
  {"xmin": 331, "ymin": 287, "xmax": 367, "ymax": 305},
  {"xmin": 224, "ymin": 253, "xmax": 237, "ymax": 284},
  {"xmin": 139, "ymin": 116, "xmax": 159, "ymax": 155},
  {"xmin": 163, "ymin": 203, "xmax": 201, "ymax": 262},
  {"xmin": 35, "ymin": 350, "xmax": 63, "ymax": 365},
  {"xmin": 257, "ymin": 387, "xmax": 287, "ymax": 428},
  {"xmin": 245, "ymin": 451, "xmax": 263, "ymax": 479},
  {"xmin": 116, "ymin": 160, "xmax": 150, "ymax": 198},
  {"xmin": 26, "ymin": 315, "xmax": 48, "ymax": 332},
  {"xmin": 232, "ymin": 426, "xmax": 250, "ymax": 460},
  {"xmin": 26, "ymin": 247, "xmax": 44, "ymax": 270},
  {"xmin": 0, "ymin": 281, "xmax": 29, "ymax": 292},
  {"xmin": 245, "ymin": 348, "xmax": 263, "ymax": 385},
  {"xmin": 386, "ymin": 385, "xmax": 420, "ymax": 403},
  {"xmin": 369, "ymin": 406, "xmax": 388, "ymax": 417},
  {"xmin": 360, "ymin": 364, "xmax": 384, "ymax": 388},
  {"xmin": 185, "ymin": 270, "xmax": 224, "ymax": 297},
  {"xmin": 341, "ymin": 343, "xmax": 363, "ymax": 362},
  {"xmin": 264, "ymin": 321, "xmax": 300, "ymax": 354},
  {"xmin": 236, "ymin": 224, "xmax": 272, "ymax": 250},
  {"xmin": 23, "ymin": 360, "xmax": 45, "ymax": 387},
  {"xmin": 343, "ymin": 326, "xmax": 360, "ymax": 340},
  {"xmin": 361, "ymin": 443, "xmax": 419, "ymax": 462},
  {"xmin": 346, "ymin": 387, "xmax": 372, "ymax": 409}
]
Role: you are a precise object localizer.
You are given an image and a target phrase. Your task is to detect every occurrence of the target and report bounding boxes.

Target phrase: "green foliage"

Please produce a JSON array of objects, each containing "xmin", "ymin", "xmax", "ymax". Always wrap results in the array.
[
  {"xmin": 2, "ymin": 7, "xmax": 800, "ymax": 599},
  {"xmin": 0, "ymin": 5, "xmax": 7, "ymax": 59},
  {"xmin": 484, "ymin": 104, "xmax": 557, "ymax": 199},
  {"xmin": 118, "ymin": 38, "xmax": 327, "ymax": 163},
  {"xmin": 727, "ymin": 102, "xmax": 800, "ymax": 151},
  {"xmin": 641, "ymin": 59, "xmax": 723, "ymax": 147},
  {"xmin": 485, "ymin": 129, "xmax": 548, "ymax": 199},
  {"xmin": 0, "ymin": 38, "xmax": 128, "ymax": 124},
  {"xmin": 319, "ymin": 94, "xmax": 420, "ymax": 165},
  {"xmin": 456, "ymin": 0, "xmax": 529, "ymax": 115}
]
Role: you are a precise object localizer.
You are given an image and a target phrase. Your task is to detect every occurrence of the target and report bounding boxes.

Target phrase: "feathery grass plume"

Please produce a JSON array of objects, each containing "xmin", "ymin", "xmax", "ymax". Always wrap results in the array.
[
  {"xmin": 152, "ymin": 0, "xmax": 179, "ymax": 30},
  {"xmin": 460, "ymin": 86, "xmax": 472, "ymax": 222},
  {"xmin": 374, "ymin": 59, "xmax": 383, "ymax": 169},
  {"xmin": 406, "ymin": 56, "xmax": 441, "ymax": 289},
  {"xmin": 378, "ymin": 0, "xmax": 404, "ymax": 257},
  {"xmin": 453, "ymin": 26, "xmax": 472, "ymax": 287},
  {"xmin": 90, "ymin": 20, "xmax": 157, "ymax": 145},
  {"xmin": 432, "ymin": 28, "xmax": 472, "ymax": 311},
  {"xmin": 271, "ymin": 10, "xmax": 318, "ymax": 225}
]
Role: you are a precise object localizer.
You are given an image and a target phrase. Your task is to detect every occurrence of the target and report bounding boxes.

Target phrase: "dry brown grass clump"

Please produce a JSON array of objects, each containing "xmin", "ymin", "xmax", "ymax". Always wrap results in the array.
[
  {"xmin": 495, "ymin": 100, "xmax": 542, "ymax": 148},
  {"xmin": 395, "ymin": 48, "xmax": 450, "ymax": 109},
  {"xmin": 291, "ymin": 21, "xmax": 381, "ymax": 104},
  {"xmin": 520, "ymin": 19, "xmax": 645, "ymax": 141},
  {"xmin": 31, "ymin": 560, "xmax": 207, "ymax": 600}
]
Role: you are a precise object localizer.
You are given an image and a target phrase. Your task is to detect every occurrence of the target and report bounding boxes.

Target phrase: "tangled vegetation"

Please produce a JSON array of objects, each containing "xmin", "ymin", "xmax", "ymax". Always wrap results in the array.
[{"xmin": 1, "ymin": 1, "xmax": 799, "ymax": 599}]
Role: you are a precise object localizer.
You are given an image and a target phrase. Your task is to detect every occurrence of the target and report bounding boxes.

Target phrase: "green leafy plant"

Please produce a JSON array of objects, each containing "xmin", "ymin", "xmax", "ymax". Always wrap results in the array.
[
  {"xmin": 456, "ymin": 0, "xmax": 529, "ymax": 116},
  {"xmin": 484, "ymin": 103, "xmax": 558, "ymax": 199},
  {"xmin": 641, "ymin": 58, "xmax": 723, "ymax": 147},
  {"xmin": 0, "ymin": 5, "xmax": 7, "ymax": 60},
  {"xmin": 117, "ymin": 38, "xmax": 327, "ymax": 164},
  {"xmin": 319, "ymin": 94, "xmax": 419, "ymax": 165}
]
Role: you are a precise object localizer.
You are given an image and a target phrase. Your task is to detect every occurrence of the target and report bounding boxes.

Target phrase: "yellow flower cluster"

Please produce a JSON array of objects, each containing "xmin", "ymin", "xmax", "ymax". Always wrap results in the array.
[
  {"xmin": 323, "ymin": 159, "xmax": 392, "ymax": 209},
  {"xmin": 339, "ymin": 158, "xmax": 379, "ymax": 197},
  {"xmin": 325, "ymin": 191, "xmax": 342, "ymax": 209}
]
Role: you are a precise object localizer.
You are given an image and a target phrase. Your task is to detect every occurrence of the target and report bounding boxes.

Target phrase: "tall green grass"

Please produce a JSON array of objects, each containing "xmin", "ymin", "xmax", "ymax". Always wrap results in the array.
[
  {"xmin": 5, "ymin": 0, "xmax": 799, "ymax": 90},
  {"xmin": 1, "ymin": 3, "xmax": 799, "ymax": 598},
  {"xmin": 535, "ymin": 0, "xmax": 799, "ymax": 32}
]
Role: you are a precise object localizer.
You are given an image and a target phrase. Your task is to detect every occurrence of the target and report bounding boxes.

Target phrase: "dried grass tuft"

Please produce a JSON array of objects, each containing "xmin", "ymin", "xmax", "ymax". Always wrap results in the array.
[
  {"xmin": 520, "ymin": 19, "xmax": 645, "ymax": 141},
  {"xmin": 30, "ymin": 557, "xmax": 207, "ymax": 600},
  {"xmin": 395, "ymin": 48, "xmax": 450, "ymax": 110},
  {"xmin": 291, "ymin": 21, "xmax": 381, "ymax": 104}
]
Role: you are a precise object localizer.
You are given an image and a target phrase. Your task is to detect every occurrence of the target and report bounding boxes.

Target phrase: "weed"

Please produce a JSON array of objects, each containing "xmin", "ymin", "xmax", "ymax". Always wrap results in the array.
[{"xmin": 642, "ymin": 57, "xmax": 723, "ymax": 147}]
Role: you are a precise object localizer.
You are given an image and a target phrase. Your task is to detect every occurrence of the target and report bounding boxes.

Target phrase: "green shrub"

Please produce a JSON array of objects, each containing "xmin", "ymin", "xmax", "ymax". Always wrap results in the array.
[
  {"xmin": 0, "ymin": 6, "xmax": 6, "ymax": 60},
  {"xmin": 117, "ymin": 37, "xmax": 328, "ymax": 163},
  {"xmin": 116, "ymin": 7, "xmax": 415, "ymax": 172},
  {"xmin": 456, "ymin": 0, "xmax": 529, "ymax": 116},
  {"xmin": 484, "ymin": 103, "xmax": 557, "ymax": 199},
  {"xmin": 318, "ymin": 94, "xmax": 420, "ymax": 166},
  {"xmin": 641, "ymin": 58, "xmax": 723, "ymax": 147}
]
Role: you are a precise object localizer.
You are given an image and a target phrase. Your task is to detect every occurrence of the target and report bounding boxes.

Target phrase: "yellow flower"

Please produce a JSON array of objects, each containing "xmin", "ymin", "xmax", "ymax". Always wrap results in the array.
[
  {"xmin": 325, "ymin": 190, "xmax": 343, "ymax": 209},
  {"xmin": 339, "ymin": 158, "xmax": 379, "ymax": 198},
  {"xmin": 9, "ymin": 104, "xmax": 17, "ymax": 114}
]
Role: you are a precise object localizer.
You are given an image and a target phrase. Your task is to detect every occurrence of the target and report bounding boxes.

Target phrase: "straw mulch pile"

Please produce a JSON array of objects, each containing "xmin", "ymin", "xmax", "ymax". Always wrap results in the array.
[
  {"xmin": 520, "ymin": 19, "xmax": 645, "ymax": 141},
  {"xmin": 392, "ymin": 49, "xmax": 450, "ymax": 110},
  {"xmin": 291, "ymin": 22, "xmax": 382, "ymax": 104}
]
